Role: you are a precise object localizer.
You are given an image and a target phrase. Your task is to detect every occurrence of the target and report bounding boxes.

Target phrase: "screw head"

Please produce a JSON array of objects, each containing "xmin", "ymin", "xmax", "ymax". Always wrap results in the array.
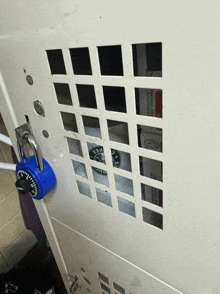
[
  {"xmin": 33, "ymin": 101, "xmax": 45, "ymax": 117},
  {"xmin": 42, "ymin": 130, "xmax": 49, "ymax": 138},
  {"xmin": 26, "ymin": 75, "xmax": 33, "ymax": 85}
]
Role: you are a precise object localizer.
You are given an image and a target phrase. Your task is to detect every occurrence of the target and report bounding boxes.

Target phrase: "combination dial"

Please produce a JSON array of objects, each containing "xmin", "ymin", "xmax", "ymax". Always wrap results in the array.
[{"xmin": 16, "ymin": 169, "xmax": 39, "ymax": 197}]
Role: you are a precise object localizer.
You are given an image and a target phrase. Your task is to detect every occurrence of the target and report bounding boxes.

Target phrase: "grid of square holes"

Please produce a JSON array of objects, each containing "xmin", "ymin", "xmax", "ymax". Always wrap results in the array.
[
  {"xmin": 46, "ymin": 43, "xmax": 163, "ymax": 229},
  {"xmin": 79, "ymin": 268, "xmax": 127, "ymax": 293},
  {"xmin": 98, "ymin": 271, "xmax": 126, "ymax": 294}
]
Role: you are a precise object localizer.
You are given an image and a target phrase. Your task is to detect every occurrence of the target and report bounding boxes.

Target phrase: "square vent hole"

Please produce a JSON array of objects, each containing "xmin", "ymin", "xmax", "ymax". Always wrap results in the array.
[
  {"xmin": 117, "ymin": 197, "xmax": 135, "ymax": 217},
  {"xmin": 111, "ymin": 149, "xmax": 131, "ymax": 172},
  {"xmin": 46, "ymin": 49, "xmax": 66, "ymax": 75},
  {"xmin": 61, "ymin": 112, "xmax": 78, "ymax": 133},
  {"xmin": 137, "ymin": 125, "xmax": 162, "ymax": 153},
  {"xmin": 98, "ymin": 45, "xmax": 123, "ymax": 76},
  {"xmin": 96, "ymin": 188, "xmax": 112, "ymax": 207},
  {"xmin": 76, "ymin": 180, "xmax": 92, "ymax": 198},
  {"xmin": 107, "ymin": 120, "xmax": 129, "ymax": 145},
  {"xmin": 87, "ymin": 143, "xmax": 106, "ymax": 165},
  {"xmin": 92, "ymin": 167, "xmax": 109, "ymax": 187},
  {"xmin": 54, "ymin": 83, "xmax": 72, "ymax": 105},
  {"xmin": 67, "ymin": 137, "xmax": 83, "ymax": 157},
  {"xmin": 98, "ymin": 272, "xmax": 109, "ymax": 285},
  {"xmin": 114, "ymin": 174, "xmax": 134, "ymax": 196},
  {"xmin": 76, "ymin": 84, "xmax": 97, "ymax": 109},
  {"xmin": 132, "ymin": 42, "xmax": 162, "ymax": 77},
  {"xmin": 102, "ymin": 86, "xmax": 126, "ymax": 113},
  {"xmin": 135, "ymin": 88, "xmax": 162, "ymax": 118},
  {"xmin": 69, "ymin": 47, "xmax": 92, "ymax": 75},
  {"xmin": 72, "ymin": 160, "xmax": 88, "ymax": 178},
  {"xmin": 100, "ymin": 283, "xmax": 111, "ymax": 293},
  {"xmin": 142, "ymin": 207, "xmax": 163, "ymax": 229},
  {"xmin": 82, "ymin": 116, "xmax": 101, "ymax": 138},
  {"xmin": 113, "ymin": 282, "xmax": 125, "ymax": 294},
  {"xmin": 141, "ymin": 183, "xmax": 163, "ymax": 207},
  {"xmin": 139, "ymin": 156, "xmax": 162, "ymax": 182}
]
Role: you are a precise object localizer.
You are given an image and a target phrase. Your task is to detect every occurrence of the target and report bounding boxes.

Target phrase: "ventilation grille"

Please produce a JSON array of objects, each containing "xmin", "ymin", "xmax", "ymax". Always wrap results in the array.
[{"xmin": 46, "ymin": 42, "xmax": 163, "ymax": 229}]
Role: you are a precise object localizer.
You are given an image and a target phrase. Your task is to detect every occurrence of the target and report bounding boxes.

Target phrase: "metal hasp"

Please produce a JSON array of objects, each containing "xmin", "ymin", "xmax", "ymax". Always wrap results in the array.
[{"xmin": 15, "ymin": 122, "xmax": 44, "ymax": 171}]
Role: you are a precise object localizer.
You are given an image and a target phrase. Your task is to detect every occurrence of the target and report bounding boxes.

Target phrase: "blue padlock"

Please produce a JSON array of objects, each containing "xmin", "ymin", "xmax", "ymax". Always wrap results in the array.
[{"xmin": 15, "ymin": 133, "xmax": 56, "ymax": 200}]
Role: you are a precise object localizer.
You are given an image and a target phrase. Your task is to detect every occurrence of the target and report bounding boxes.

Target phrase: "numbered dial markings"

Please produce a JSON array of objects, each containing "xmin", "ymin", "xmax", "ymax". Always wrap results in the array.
[{"xmin": 16, "ymin": 169, "xmax": 39, "ymax": 197}]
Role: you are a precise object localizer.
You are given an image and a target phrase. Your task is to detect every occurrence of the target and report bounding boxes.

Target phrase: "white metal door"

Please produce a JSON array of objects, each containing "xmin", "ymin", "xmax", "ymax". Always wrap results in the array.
[{"xmin": 1, "ymin": 1, "xmax": 220, "ymax": 293}]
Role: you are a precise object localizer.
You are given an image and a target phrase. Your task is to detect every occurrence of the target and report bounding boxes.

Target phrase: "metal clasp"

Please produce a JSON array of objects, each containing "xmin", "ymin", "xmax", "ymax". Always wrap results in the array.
[{"xmin": 15, "ymin": 122, "xmax": 44, "ymax": 171}]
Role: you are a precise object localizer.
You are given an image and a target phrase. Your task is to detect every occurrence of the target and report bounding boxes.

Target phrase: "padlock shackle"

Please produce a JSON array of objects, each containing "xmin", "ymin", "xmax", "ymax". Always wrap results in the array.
[
  {"xmin": 17, "ymin": 140, "xmax": 24, "ymax": 162},
  {"xmin": 17, "ymin": 133, "xmax": 44, "ymax": 171},
  {"xmin": 26, "ymin": 134, "xmax": 44, "ymax": 171}
]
